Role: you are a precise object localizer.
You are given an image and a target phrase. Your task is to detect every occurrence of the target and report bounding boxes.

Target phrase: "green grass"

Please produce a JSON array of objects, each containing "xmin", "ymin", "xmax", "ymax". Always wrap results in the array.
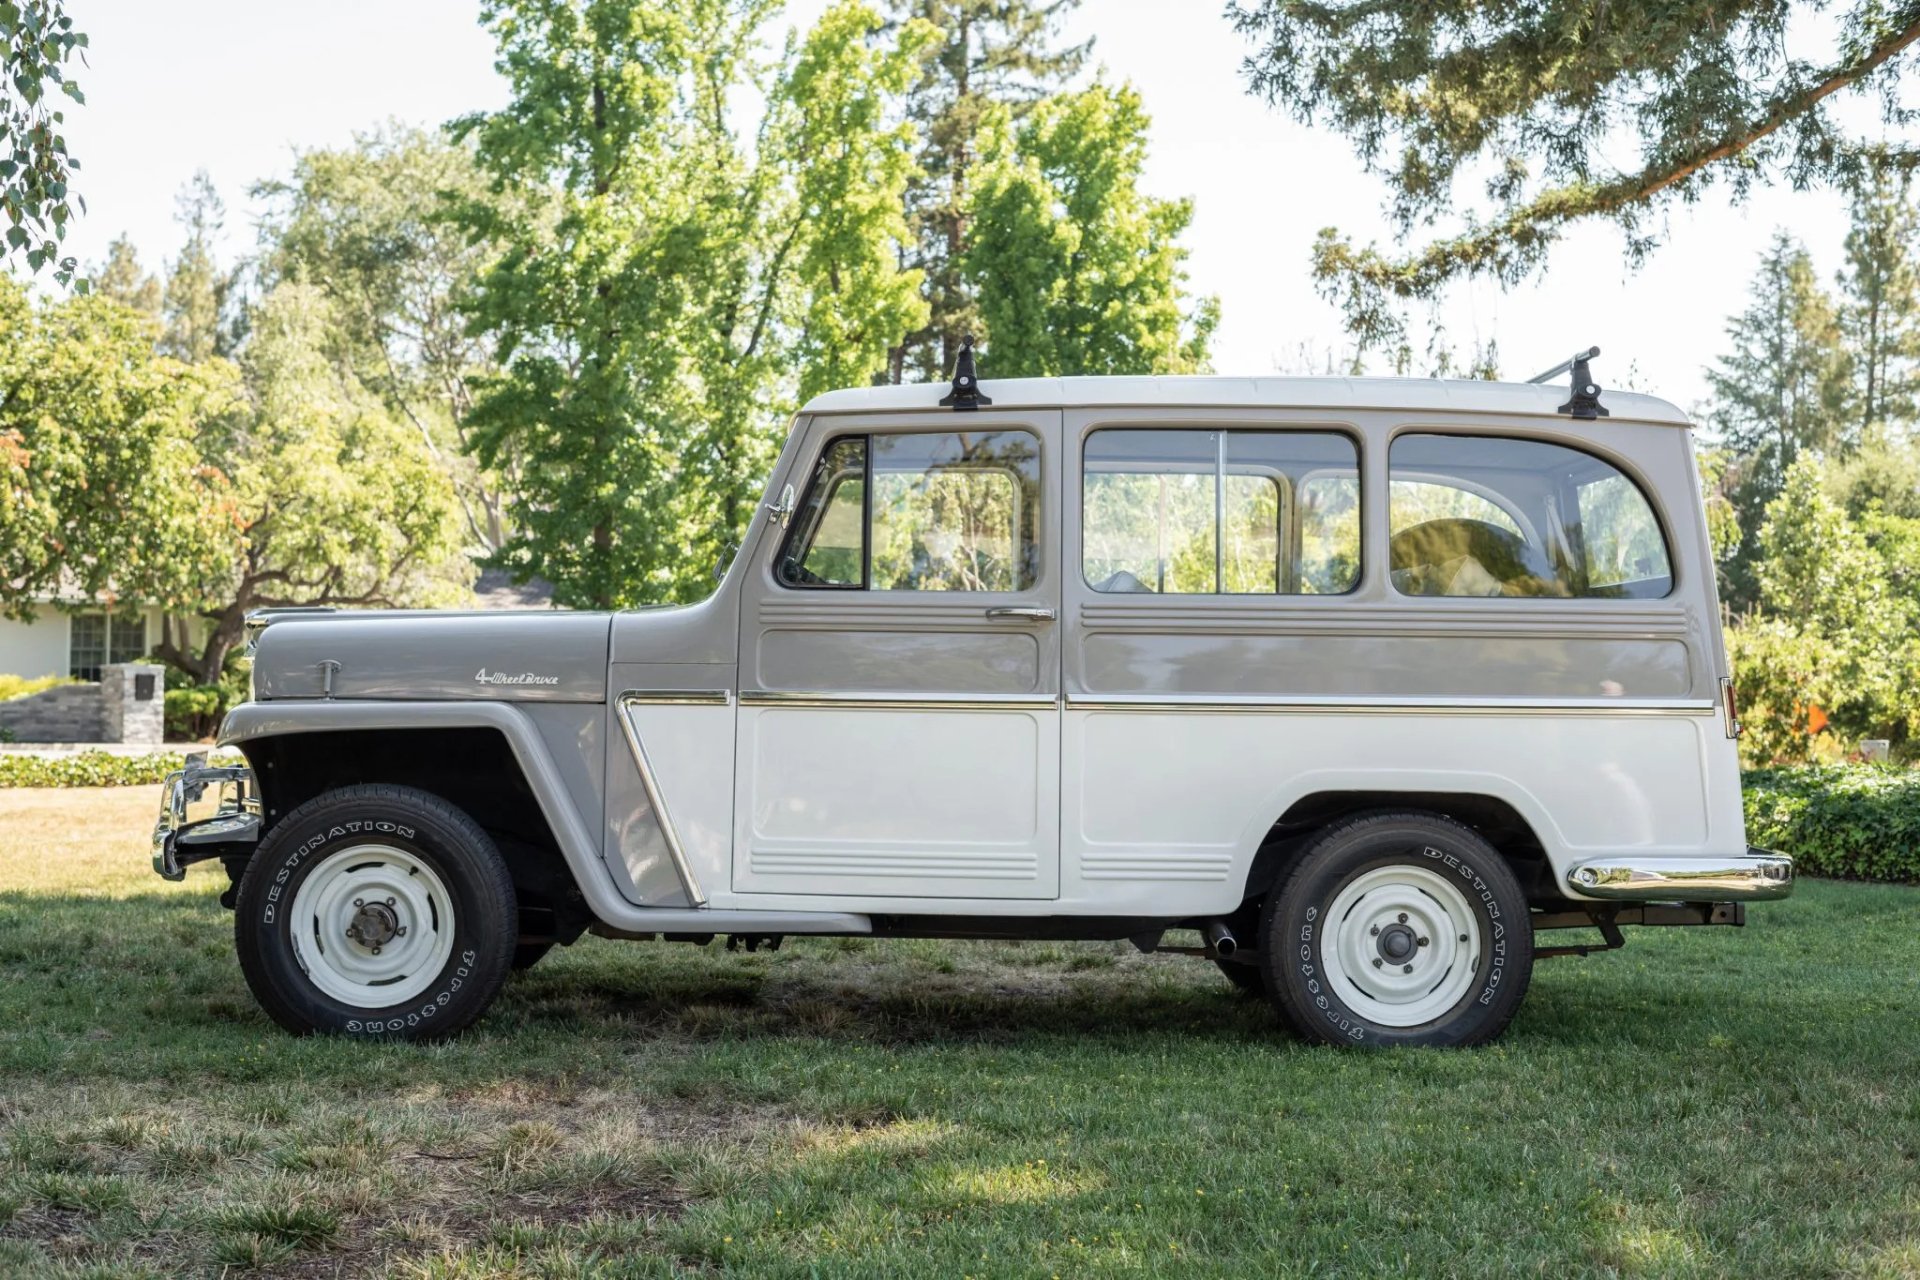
[{"xmin": 2, "ymin": 790, "xmax": 1919, "ymax": 1277}]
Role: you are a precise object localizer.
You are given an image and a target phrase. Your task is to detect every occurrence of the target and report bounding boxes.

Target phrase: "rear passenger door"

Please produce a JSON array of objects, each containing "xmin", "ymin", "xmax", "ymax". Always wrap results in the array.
[{"xmin": 732, "ymin": 411, "xmax": 1063, "ymax": 902}]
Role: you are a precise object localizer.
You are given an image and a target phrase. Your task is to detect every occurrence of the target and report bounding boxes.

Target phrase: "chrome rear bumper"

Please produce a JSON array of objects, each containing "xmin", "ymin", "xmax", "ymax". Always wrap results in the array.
[
  {"xmin": 1565, "ymin": 848, "xmax": 1793, "ymax": 902},
  {"xmin": 152, "ymin": 754, "xmax": 260, "ymax": 881}
]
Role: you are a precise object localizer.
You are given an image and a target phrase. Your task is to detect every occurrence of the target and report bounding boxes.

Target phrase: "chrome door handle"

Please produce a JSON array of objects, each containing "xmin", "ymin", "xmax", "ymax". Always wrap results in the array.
[{"xmin": 985, "ymin": 606, "xmax": 1056, "ymax": 623}]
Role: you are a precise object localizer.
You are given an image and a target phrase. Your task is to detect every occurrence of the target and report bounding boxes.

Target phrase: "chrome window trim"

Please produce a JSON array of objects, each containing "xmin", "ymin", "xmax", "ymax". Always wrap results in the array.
[
  {"xmin": 614, "ymin": 691, "xmax": 712, "ymax": 907},
  {"xmin": 620, "ymin": 689, "xmax": 733, "ymax": 706}
]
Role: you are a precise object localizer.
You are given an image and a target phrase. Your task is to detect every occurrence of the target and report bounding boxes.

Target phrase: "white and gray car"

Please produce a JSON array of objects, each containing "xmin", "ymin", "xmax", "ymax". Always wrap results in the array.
[{"xmin": 154, "ymin": 361, "xmax": 1791, "ymax": 1048}]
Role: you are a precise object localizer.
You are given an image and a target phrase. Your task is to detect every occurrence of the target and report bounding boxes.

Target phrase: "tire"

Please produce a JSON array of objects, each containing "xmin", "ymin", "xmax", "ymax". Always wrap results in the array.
[
  {"xmin": 1214, "ymin": 957, "xmax": 1265, "ymax": 997},
  {"xmin": 511, "ymin": 941, "xmax": 555, "ymax": 971},
  {"xmin": 1260, "ymin": 812, "xmax": 1532, "ymax": 1048},
  {"xmin": 234, "ymin": 784, "xmax": 518, "ymax": 1041}
]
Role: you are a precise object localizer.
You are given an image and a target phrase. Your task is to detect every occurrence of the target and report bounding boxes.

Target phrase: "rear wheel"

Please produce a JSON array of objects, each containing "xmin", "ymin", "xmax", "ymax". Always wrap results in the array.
[
  {"xmin": 1261, "ymin": 812, "xmax": 1532, "ymax": 1048},
  {"xmin": 235, "ymin": 784, "xmax": 517, "ymax": 1041}
]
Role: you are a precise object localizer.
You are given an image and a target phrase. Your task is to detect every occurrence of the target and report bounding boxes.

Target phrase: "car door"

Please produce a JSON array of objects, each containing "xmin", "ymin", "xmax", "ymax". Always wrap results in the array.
[{"xmin": 733, "ymin": 409, "xmax": 1063, "ymax": 901}]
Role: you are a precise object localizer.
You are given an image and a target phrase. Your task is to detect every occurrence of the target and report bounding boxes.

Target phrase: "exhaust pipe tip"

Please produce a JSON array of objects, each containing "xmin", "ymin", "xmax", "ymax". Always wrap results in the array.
[{"xmin": 1203, "ymin": 920, "xmax": 1237, "ymax": 958}]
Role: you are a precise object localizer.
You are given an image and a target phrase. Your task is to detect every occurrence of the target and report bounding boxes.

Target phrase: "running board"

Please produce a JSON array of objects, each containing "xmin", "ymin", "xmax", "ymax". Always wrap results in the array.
[{"xmin": 591, "ymin": 908, "xmax": 871, "ymax": 938}]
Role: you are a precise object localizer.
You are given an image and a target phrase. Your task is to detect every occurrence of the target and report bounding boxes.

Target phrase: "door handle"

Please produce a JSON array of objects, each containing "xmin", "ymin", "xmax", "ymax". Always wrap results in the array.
[{"xmin": 985, "ymin": 606, "xmax": 1056, "ymax": 623}]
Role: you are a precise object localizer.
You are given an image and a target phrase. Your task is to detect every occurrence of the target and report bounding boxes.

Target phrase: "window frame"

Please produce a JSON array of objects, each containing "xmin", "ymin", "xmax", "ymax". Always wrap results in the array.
[
  {"xmin": 774, "ymin": 428, "xmax": 1044, "ymax": 594},
  {"xmin": 1384, "ymin": 429, "xmax": 1677, "ymax": 602},
  {"xmin": 1079, "ymin": 424, "xmax": 1363, "ymax": 597},
  {"xmin": 68, "ymin": 611, "xmax": 146, "ymax": 681}
]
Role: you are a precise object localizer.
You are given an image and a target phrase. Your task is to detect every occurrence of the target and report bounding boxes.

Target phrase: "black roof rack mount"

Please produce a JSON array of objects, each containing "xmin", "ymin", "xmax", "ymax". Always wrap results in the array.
[
  {"xmin": 939, "ymin": 333, "xmax": 993, "ymax": 411},
  {"xmin": 1526, "ymin": 345, "xmax": 1608, "ymax": 420}
]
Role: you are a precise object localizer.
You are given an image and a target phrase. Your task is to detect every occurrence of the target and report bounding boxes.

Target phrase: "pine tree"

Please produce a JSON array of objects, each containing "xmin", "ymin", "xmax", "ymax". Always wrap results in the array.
[
  {"xmin": 887, "ymin": 0, "xmax": 1088, "ymax": 383},
  {"xmin": 92, "ymin": 235, "xmax": 160, "ymax": 314},
  {"xmin": 161, "ymin": 172, "xmax": 236, "ymax": 363},
  {"xmin": 1837, "ymin": 163, "xmax": 1920, "ymax": 440},
  {"xmin": 1707, "ymin": 232, "xmax": 1852, "ymax": 607}
]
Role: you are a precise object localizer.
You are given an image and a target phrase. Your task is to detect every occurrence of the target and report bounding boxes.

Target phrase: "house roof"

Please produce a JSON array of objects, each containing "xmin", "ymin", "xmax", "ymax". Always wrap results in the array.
[{"xmin": 799, "ymin": 375, "xmax": 1693, "ymax": 426}]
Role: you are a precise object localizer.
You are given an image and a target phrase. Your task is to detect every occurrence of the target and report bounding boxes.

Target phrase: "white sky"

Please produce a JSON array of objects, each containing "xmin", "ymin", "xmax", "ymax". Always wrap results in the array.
[{"xmin": 54, "ymin": 0, "xmax": 1864, "ymax": 414}]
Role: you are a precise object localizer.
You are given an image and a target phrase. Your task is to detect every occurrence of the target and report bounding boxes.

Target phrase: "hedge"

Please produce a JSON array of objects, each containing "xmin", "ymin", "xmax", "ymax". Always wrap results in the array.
[
  {"xmin": 1743, "ymin": 765, "xmax": 1920, "ymax": 884},
  {"xmin": 0, "ymin": 750, "xmax": 242, "ymax": 789}
]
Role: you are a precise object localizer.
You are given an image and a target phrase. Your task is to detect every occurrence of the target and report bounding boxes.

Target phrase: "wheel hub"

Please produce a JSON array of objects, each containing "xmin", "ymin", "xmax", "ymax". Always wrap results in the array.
[
  {"xmin": 345, "ymin": 899, "xmax": 402, "ymax": 949},
  {"xmin": 1376, "ymin": 922, "xmax": 1418, "ymax": 963},
  {"xmin": 1322, "ymin": 863, "xmax": 1483, "ymax": 1028}
]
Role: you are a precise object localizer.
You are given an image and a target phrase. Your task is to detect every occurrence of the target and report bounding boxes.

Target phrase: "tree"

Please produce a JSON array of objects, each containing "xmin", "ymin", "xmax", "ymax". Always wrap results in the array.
[
  {"xmin": 1228, "ymin": 1, "xmax": 1920, "ymax": 347},
  {"xmin": 1837, "ymin": 163, "xmax": 1920, "ymax": 437},
  {"xmin": 0, "ymin": 279, "xmax": 240, "ymax": 626},
  {"xmin": 150, "ymin": 284, "xmax": 471, "ymax": 683},
  {"xmin": 887, "ymin": 0, "xmax": 1089, "ymax": 382},
  {"xmin": 162, "ymin": 173, "xmax": 239, "ymax": 363},
  {"xmin": 1706, "ymin": 233, "xmax": 1851, "ymax": 605},
  {"xmin": 964, "ymin": 82, "xmax": 1216, "ymax": 376},
  {"xmin": 0, "ymin": 1, "xmax": 86, "ymax": 285},
  {"xmin": 92, "ymin": 235, "xmax": 160, "ymax": 313},
  {"xmin": 256, "ymin": 125, "xmax": 513, "ymax": 551},
  {"xmin": 454, "ymin": 0, "xmax": 929, "ymax": 610}
]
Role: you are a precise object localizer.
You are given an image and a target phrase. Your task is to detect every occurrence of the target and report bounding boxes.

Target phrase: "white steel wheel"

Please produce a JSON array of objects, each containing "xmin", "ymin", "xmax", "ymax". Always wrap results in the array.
[
  {"xmin": 287, "ymin": 843, "xmax": 458, "ymax": 1008},
  {"xmin": 1319, "ymin": 864, "xmax": 1481, "ymax": 1028}
]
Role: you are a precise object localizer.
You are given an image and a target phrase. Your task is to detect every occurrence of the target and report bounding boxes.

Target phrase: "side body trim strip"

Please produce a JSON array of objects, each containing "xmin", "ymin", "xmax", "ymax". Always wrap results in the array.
[
  {"xmin": 616, "ymin": 691, "xmax": 711, "ymax": 907},
  {"xmin": 739, "ymin": 691, "xmax": 1714, "ymax": 715}
]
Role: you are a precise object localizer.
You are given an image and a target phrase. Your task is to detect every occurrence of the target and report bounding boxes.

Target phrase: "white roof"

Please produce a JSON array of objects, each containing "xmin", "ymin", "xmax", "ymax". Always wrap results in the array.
[{"xmin": 801, "ymin": 375, "xmax": 1691, "ymax": 426}]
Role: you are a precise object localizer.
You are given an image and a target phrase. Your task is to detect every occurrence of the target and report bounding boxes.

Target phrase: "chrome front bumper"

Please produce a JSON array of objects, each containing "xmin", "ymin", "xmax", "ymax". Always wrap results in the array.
[
  {"xmin": 152, "ymin": 754, "xmax": 261, "ymax": 881},
  {"xmin": 1565, "ymin": 848, "xmax": 1793, "ymax": 902}
]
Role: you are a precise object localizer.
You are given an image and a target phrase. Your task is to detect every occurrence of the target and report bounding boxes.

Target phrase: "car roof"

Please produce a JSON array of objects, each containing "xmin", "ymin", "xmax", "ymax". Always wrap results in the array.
[{"xmin": 799, "ymin": 375, "xmax": 1692, "ymax": 427}]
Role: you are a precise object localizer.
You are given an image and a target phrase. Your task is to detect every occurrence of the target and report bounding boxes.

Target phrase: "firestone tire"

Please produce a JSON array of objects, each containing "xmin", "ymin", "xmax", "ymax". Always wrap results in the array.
[
  {"xmin": 234, "ymin": 784, "xmax": 517, "ymax": 1042},
  {"xmin": 1260, "ymin": 812, "xmax": 1532, "ymax": 1048}
]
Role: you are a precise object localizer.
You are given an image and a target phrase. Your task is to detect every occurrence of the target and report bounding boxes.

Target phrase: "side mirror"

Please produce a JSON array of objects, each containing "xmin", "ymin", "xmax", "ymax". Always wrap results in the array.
[{"xmin": 766, "ymin": 482, "xmax": 797, "ymax": 528}]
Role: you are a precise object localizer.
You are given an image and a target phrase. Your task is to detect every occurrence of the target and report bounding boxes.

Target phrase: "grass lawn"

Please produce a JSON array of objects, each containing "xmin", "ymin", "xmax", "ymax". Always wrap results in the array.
[{"xmin": 1, "ymin": 789, "xmax": 1918, "ymax": 1278}]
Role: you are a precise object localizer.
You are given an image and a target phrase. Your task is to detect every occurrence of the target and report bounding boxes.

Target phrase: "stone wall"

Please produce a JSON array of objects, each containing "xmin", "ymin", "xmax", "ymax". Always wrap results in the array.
[
  {"xmin": 0, "ymin": 663, "xmax": 166, "ymax": 743},
  {"xmin": 0, "ymin": 683, "xmax": 106, "ymax": 743}
]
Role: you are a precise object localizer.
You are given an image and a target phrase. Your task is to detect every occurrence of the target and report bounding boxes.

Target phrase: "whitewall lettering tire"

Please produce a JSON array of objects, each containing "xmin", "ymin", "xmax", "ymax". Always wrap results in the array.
[
  {"xmin": 235, "ymin": 784, "xmax": 517, "ymax": 1041},
  {"xmin": 1261, "ymin": 812, "xmax": 1533, "ymax": 1048}
]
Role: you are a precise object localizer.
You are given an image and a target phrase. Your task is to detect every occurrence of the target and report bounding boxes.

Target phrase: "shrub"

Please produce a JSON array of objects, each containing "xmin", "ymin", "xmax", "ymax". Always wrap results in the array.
[
  {"xmin": 0, "ymin": 750, "xmax": 242, "ymax": 789},
  {"xmin": 1743, "ymin": 765, "xmax": 1920, "ymax": 883},
  {"xmin": 0, "ymin": 673, "xmax": 76, "ymax": 702},
  {"xmin": 165, "ymin": 686, "xmax": 226, "ymax": 740}
]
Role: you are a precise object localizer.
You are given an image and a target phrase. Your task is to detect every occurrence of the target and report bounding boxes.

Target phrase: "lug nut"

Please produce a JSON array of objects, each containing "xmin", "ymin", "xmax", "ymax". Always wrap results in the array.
[
  {"xmin": 371, "ymin": 945, "xmax": 382, "ymax": 956},
  {"xmin": 1372, "ymin": 958, "xmax": 1383, "ymax": 968},
  {"xmin": 1397, "ymin": 913, "xmax": 1408, "ymax": 924},
  {"xmin": 1402, "ymin": 964, "xmax": 1413, "ymax": 974},
  {"xmin": 353, "ymin": 898, "xmax": 364, "ymax": 908},
  {"xmin": 1370, "ymin": 925, "xmax": 1380, "ymax": 936},
  {"xmin": 1418, "ymin": 937, "xmax": 1429, "ymax": 947}
]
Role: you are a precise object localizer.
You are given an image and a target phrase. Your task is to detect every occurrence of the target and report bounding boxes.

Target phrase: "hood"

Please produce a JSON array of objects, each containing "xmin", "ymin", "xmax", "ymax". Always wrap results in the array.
[{"xmin": 251, "ymin": 610, "xmax": 612, "ymax": 703}]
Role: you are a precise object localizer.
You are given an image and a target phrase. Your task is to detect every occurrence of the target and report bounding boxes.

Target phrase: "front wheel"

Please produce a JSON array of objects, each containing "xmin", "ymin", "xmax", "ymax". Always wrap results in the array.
[
  {"xmin": 234, "ymin": 784, "xmax": 517, "ymax": 1040},
  {"xmin": 1260, "ymin": 812, "xmax": 1532, "ymax": 1048}
]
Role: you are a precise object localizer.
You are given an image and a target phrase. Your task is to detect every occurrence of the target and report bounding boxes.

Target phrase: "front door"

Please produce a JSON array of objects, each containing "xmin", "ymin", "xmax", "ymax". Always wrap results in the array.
[{"xmin": 733, "ymin": 411, "xmax": 1063, "ymax": 901}]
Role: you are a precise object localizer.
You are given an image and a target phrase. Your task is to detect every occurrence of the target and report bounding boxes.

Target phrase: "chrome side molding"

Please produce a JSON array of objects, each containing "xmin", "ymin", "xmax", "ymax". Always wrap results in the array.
[{"xmin": 1566, "ymin": 849, "xmax": 1793, "ymax": 902}]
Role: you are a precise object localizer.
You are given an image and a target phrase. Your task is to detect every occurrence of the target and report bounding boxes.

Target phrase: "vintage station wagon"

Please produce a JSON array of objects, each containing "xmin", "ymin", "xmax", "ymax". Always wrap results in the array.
[{"xmin": 155, "ymin": 351, "xmax": 1792, "ymax": 1047}]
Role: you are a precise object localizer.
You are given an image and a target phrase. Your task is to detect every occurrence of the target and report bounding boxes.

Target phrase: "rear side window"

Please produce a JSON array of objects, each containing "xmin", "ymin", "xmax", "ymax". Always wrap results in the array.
[
  {"xmin": 777, "ymin": 430, "xmax": 1041, "ymax": 591},
  {"xmin": 1083, "ymin": 428, "xmax": 1359, "ymax": 594},
  {"xmin": 1388, "ymin": 434, "xmax": 1672, "ymax": 599}
]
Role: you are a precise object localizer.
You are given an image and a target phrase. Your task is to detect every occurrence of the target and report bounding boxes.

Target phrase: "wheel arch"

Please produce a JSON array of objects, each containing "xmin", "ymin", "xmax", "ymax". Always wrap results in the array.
[
  {"xmin": 1237, "ymin": 773, "xmax": 1564, "ymax": 907},
  {"xmin": 223, "ymin": 701, "xmax": 615, "ymax": 943}
]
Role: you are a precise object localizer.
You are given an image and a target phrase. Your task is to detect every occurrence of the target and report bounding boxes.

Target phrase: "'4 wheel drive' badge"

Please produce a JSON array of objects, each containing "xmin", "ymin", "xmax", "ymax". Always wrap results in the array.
[{"xmin": 474, "ymin": 668, "xmax": 560, "ymax": 686}]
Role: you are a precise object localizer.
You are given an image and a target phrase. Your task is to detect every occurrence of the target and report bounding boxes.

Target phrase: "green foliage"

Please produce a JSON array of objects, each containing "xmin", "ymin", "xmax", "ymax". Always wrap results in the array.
[
  {"xmin": 1228, "ymin": 1, "xmax": 1920, "ymax": 347},
  {"xmin": 1744, "ymin": 765, "xmax": 1920, "ymax": 883},
  {"xmin": 0, "ymin": 0, "xmax": 87, "ymax": 285},
  {"xmin": 888, "ymin": 0, "xmax": 1089, "ymax": 382},
  {"xmin": 0, "ymin": 749, "xmax": 240, "ymax": 788},
  {"xmin": 0, "ymin": 673, "xmax": 72, "ymax": 701},
  {"xmin": 455, "ymin": 0, "xmax": 929, "ymax": 609},
  {"xmin": 965, "ymin": 82, "xmax": 1217, "ymax": 377},
  {"xmin": 160, "ymin": 173, "xmax": 240, "ymax": 363},
  {"xmin": 1838, "ymin": 164, "xmax": 1920, "ymax": 437},
  {"xmin": 257, "ymin": 125, "xmax": 512, "ymax": 551},
  {"xmin": 1726, "ymin": 458, "xmax": 1919, "ymax": 765},
  {"xmin": 0, "ymin": 277, "xmax": 244, "ymax": 624}
]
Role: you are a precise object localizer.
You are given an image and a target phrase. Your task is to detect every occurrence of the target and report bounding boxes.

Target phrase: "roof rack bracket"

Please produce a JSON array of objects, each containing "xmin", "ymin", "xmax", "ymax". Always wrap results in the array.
[
  {"xmin": 938, "ymin": 333, "xmax": 993, "ymax": 411},
  {"xmin": 1528, "ymin": 345, "xmax": 1609, "ymax": 420}
]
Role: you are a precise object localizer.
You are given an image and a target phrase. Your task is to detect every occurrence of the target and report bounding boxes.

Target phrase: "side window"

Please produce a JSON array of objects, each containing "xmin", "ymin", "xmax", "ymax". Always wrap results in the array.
[
  {"xmin": 777, "ymin": 430, "xmax": 1041, "ymax": 592},
  {"xmin": 1388, "ymin": 434, "xmax": 1673, "ymax": 599},
  {"xmin": 1083, "ymin": 428, "xmax": 1359, "ymax": 594}
]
